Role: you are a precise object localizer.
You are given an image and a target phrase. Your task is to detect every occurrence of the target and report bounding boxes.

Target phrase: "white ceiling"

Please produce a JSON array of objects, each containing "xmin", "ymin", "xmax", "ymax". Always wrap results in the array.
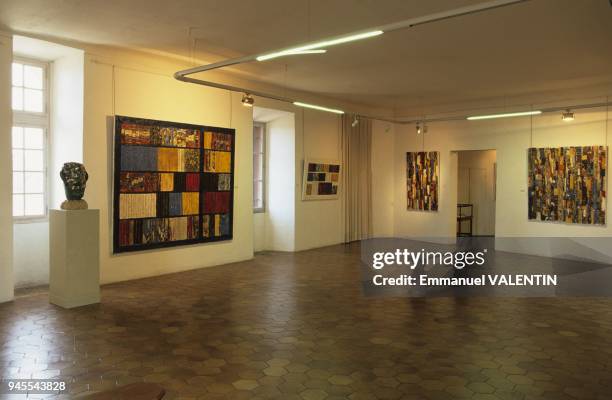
[{"xmin": 1, "ymin": 0, "xmax": 611, "ymax": 111}]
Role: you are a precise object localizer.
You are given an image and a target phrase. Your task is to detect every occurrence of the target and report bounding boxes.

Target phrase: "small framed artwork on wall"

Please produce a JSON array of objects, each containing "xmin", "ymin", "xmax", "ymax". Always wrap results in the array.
[{"xmin": 302, "ymin": 158, "xmax": 341, "ymax": 200}]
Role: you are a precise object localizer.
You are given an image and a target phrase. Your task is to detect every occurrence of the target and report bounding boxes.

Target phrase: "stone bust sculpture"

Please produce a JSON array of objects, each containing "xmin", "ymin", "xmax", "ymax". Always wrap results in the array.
[{"xmin": 60, "ymin": 162, "xmax": 89, "ymax": 210}]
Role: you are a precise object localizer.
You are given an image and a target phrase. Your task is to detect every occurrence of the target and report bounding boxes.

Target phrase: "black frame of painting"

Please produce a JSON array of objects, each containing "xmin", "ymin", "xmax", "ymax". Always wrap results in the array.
[{"xmin": 113, "ymin": 115, "xmax": 235, "ymax": 253}]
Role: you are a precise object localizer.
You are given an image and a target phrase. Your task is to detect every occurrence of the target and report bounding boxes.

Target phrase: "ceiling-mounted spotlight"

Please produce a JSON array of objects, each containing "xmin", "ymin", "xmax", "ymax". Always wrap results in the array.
[
  {"xmin": 562, "ymin": 109, "xmax": 575, "ymax": 122},
  {"xmin": 241, "ymin": 93, "xmax": 254, "ymax": 107},
  {"xmin": 351, "ymin": 115, "xmax": 359, "ymax": 128}
]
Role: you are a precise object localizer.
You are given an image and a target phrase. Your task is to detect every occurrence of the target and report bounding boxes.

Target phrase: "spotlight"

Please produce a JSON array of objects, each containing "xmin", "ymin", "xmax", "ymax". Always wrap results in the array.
[
  {"xmin": 416, "ymin": 122, "xmax": 421, "ymax": 135},
  {"xmin": 351, "ymin": 115, "xmax": 359, "ymax": 128},
  {"xmin": 562, "ymin": 109, "xmax": 574, "ymax": 122},
  {"xmin": 241, "ymin": 93, "xmax": 254, "ymax": 107}
]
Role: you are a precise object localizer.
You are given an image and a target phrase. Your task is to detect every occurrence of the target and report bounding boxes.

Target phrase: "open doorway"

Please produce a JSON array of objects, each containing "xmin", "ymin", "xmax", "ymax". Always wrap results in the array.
[{"xmin": 456, "ymin": 150, "xmax": 497, "ymax": 237}]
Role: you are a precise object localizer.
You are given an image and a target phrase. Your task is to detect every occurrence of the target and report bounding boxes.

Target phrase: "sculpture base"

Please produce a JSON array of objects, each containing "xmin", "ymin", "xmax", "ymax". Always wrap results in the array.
[
  {"xmin": 49, "ymin": 209, "xmax": 100, "ymax": 308},
  {"xmin": 61, "ymin": 199, "xmax": 88, "ymax": 210}
]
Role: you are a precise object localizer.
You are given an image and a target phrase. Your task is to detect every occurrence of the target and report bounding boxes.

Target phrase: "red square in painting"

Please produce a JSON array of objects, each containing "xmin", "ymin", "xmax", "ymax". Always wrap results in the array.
[
  {"xmin": 186, "ymin": 173, "xmax": 200, "ymax": 191},
  {"xmin": 204, "ymin": 191, "xmax": 230, "ymax": 213}
]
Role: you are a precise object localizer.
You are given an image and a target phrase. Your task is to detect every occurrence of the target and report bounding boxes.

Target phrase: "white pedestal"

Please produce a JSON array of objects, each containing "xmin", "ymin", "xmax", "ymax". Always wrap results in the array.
[{"xmin": 49, "ymin": 209, "xmax": 100, "ymax": 308}]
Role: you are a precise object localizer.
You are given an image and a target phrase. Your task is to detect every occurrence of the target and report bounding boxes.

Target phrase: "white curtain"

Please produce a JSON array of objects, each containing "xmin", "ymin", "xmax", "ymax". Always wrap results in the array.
[{"xmin": 342, "ymin": 116, "xmax": 372, "ymax": 242}]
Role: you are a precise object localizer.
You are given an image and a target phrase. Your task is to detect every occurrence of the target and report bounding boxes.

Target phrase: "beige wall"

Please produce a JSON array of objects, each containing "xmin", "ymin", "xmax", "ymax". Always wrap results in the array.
[
  {"xmin": 83, "ymin": 49, "xmax": 253, "ymax": 284},
  {"xmin": 388, "ymin": 101, "xmax": 612, "ymax": 250},
  {"xmin": 0, "ymin": 32, "xmax": 14, "ymax": 301},
  {"xmin": 3, "ymin": 34, "xmax": 378, "ymax": 290}
]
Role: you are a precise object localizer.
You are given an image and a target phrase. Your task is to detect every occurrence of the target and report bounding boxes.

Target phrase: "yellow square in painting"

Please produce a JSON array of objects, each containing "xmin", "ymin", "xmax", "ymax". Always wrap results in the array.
[
  {"xmin": 203, "ymin": 131, "xmax": 213, "ymax": 149},
  {"xmin": 158, "ymin": 148, "xmax": 179, "ymax": 171},
  {"xmin": 160, "ymin": 173, "xmax": 174, "ymax": 191},
  {"xmin": 204, "ymin": 151, "xmax": 231, "ymax": 172},
  {"xmin": 119, "ymin": 193, "xmax": 157, "ymax": 219},
  {"xmin": 306, "ymin": 183, "xmax": 312, "ymax": 195},
  {"xmin": 182, "ymin": 192, "xmax": 199, "ymax": 215},
  {"xmin": 330, "ymin": 173, "xmax": 339, "ymax": 182},
  {"xmin": 215, "ymin": 214, "xmax": 221, "ymax": 236}
]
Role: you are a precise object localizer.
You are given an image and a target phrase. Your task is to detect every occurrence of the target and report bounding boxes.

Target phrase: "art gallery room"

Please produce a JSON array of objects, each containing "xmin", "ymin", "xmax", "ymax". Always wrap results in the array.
[{"xmin": 0, "ymin": 0, "xmax": 612, "ymax": 399}]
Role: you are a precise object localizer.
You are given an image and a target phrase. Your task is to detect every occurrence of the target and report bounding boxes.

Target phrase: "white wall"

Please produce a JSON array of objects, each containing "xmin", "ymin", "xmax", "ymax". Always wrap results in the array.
[
  {"xmin": 0, "ymin": 32, "xmax": 14, "ymax": 302},
  {"xmin": 387, "ymin": 101, "xmax": 612, "ymax": 258},
  {"xmin": 83, "ymin": 49, "xmax": 253, "ymax": 284},
  {"xmin": 294, "ymin": 109, "xmax": 344, "ymax": 250},
  {"xmin": 253, "ymin": 213, "xmax": 265, "ymax": 252},
  {"xmin": 13, "ymin": 223, "xmax": 49, "ymax": 288},
  {"xmin": 50, "ymin": 51, "xmax": 84, "ymax": 208},
  {"xmin": 265, "ymin": 113, "xmax": 295, "ymax": 251}
]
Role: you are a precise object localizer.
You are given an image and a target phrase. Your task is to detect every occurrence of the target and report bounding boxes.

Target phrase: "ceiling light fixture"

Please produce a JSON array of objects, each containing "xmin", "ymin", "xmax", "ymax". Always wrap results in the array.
[
  {"xmin": 467, "ymin": 110, "xmax": 542, "ymax": 120},
  {"xmin": 285, "ymin": 49, "xmax": 327, "ymax": 56},
  {"xmin": 241, "ymin": 93, "xmax": 254, "ymax": 107},
  {"xmin": 562, "ymin": 109, "xmax": 575, "ymax": 122},
  {"xmin": 416, "ymin": 122, "xmax": 422, "ymax": 134},
  {"xmin": 256, "ymin": 30, "xmax": 383, "ymax": 61},
  {"xmin": 352, "ymin": 115, "xmax": 359, "ymax": 127},
  {"xmin": 293, "ymin": 101, "xmax": 344, "ymax": 114}
]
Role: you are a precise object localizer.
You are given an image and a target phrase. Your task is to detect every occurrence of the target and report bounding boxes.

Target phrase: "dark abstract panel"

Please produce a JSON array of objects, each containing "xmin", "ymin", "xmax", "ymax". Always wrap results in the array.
[
  {"xmin": 406, "ymin": 152, "xmax": 439, "ymax": 211},
  {"xmin": 528, "ymin": 146, "xmax": 607, "ymax": 225},
  {"xmin": 114, "ymin": 116, "xmax": 235, "ymax": 253}
]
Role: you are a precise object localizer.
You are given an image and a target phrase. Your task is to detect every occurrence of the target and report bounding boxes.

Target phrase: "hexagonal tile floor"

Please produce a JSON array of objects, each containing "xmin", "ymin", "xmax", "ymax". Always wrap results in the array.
[{"xmin": 1, "ymin": 243, "xmax": 612, "ymax": 399}]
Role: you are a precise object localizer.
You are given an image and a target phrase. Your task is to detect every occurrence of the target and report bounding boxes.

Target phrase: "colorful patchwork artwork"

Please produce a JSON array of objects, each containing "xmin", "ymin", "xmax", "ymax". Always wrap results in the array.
[
  {"xmin": 114, "ymin": 116, "xmax": 235, "ymax": 253},
  {"xmin": 302, "ymin": 159, "xmax": 341, "ymax": 200},
  {"xmin": 406, "ymin": 152, "xmax": 439, "ymax": 211},
  {"xmin": 528, "ymin": 146, "xmax": 607, "ymax": 225}
]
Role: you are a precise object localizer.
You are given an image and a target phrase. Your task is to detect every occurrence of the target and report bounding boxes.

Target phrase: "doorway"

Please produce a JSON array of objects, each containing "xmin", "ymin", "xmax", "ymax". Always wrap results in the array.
[{"xmin": 456, "ymin": 150, "xmax": 496, "ymax": 237}]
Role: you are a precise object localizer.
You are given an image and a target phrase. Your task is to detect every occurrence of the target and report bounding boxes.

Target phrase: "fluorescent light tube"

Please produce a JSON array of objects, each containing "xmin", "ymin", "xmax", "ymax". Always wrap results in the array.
[
  {"xmin": 257, "ymin": 30, "xmax": 383, "ymax": 61},
  {"xmin": 285, "ymin": 50, "xmax": 327, "ymax": 56},
  {"xmin": 467, "ymin": 110, "xmax": 542, "ymax": 120},
  {"xmin": 293, "ymin": 101, "xmax": 345, "ymax": 114}
]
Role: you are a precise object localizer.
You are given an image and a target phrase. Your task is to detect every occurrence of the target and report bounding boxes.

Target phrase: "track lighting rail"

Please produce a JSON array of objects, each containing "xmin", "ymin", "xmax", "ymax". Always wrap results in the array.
[{"xmin": 173, "ymin": 0, "xmax": 611, "ymax": 125}]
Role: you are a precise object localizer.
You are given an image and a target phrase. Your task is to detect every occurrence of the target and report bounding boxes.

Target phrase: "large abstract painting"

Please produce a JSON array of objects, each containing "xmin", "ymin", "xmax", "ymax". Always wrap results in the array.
[
  {"xmin": 528, "ymin": 146, "xmax": 607, "ymax": 225},
  {"xmin": 302, "ymin": 159, "xmax": 341, "ymax": 200},
  {"xmin": 406, "ymin": 151, "xmax": 439, "ymax": 211},
  {"xmin": 113, "ymin": 116, "xmax": 235, "ymax": 253}
]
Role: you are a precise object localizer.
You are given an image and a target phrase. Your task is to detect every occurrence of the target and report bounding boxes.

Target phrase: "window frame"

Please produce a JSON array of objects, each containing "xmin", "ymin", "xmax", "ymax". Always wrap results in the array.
[
  {"xmin": 253, "ymin": 121, "xmax": 266, "ymax": 213},
  {"xmin": 12, "ymin": 57, "xmax": 50, "ymax": 223}
]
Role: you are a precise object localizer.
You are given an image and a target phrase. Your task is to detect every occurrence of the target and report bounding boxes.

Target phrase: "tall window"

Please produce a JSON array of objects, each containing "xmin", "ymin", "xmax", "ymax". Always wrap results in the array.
[
  {"xmin": 12, "ymin": 59, "xmax": 48, "ymax": 219},
  {"xmin": 253, "ymin": 122, "xmax": 265, "ymax": 212}
]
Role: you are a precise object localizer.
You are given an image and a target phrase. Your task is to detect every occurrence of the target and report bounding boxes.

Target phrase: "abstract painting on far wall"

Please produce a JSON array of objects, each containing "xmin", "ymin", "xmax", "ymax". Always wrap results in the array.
[
  {"xmin": 302, "ymin": 159, "xmax": 341, "ymax": 200},
  {"xmin": 113, "ymin": 115, "xmax": 235, "ymax": 253},
  {"xmin": 406, "ymin": 151, "xmax": 439, "ymax": 211},
  {"xmin": 528, "ymin": 146, "xmax": 607, "ymax": 225}
]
